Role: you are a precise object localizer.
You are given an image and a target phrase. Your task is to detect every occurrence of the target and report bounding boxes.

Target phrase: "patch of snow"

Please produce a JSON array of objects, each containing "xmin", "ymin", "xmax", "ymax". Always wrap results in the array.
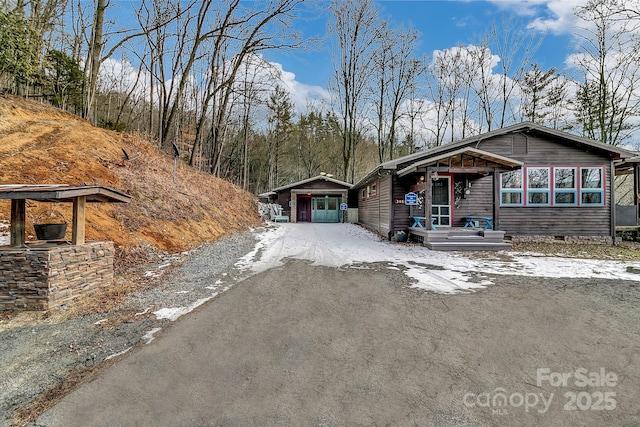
[
  {"xmin": 94, "ymin": 318, "xmax": 108, "ymax": 325},
  {"xmin": 0, "ymin": 221, "xmax": 9, "ymax": 246},
  {"xmin": 205, "ymin": 286, "xmax": 217, "ymax": 290},
  {"xmin": 135, "ymin": 308, "xmax": 151, "ymax": 316},
  {"xmin": 142, "ymin": 327, "xmax": 162, "ymax": 344},
  {"xmin": 105, "ymin": 347, "xmax": 131, "ymax": 361},
  {"xmin": 235, "ymin": 223, "xmax": 640, "ymax": 295},
  {"xmin": 153, "ymin": 294, "xmax": 217, "ymax": 321}
]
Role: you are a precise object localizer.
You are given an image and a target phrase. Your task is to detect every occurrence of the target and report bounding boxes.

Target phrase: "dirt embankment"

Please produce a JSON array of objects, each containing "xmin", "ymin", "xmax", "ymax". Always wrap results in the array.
[{"xmin": 0, "ymin": 96, "xmax": 261, "ymax": 255}]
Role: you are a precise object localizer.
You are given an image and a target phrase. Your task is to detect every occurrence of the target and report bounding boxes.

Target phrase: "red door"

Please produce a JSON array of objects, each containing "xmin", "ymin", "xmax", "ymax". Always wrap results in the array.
[{"xmin": 297, "ymin": 196, "xmax": 312, "ymax": 222}]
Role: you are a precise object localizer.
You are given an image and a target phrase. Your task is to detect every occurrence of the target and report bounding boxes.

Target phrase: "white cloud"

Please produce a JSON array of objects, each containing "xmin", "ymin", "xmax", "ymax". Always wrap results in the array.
[
  {"xmin": 266, "ymin": 59, "xmax": 331, "ymax": 114},
  {"xmin": 526, "ymin": 0, "xmax": 585, "ymax": 34},
  {"xmin": 487, "ymin": 0, "xmax": 587, "ymax": 35},
  {"xmin": 97, "ymin": 53, "xmax": 329, "ymax": 119}
]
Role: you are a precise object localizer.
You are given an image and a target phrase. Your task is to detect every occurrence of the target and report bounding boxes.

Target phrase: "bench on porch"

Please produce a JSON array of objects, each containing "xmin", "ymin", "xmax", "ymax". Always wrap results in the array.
[
  {"xmin": 463, "ymin": 216, "xmax": 493, "ymax": 230},
  {"xmin": 410, "ymin": 216, "xmax": 437, "ymax": 231}
]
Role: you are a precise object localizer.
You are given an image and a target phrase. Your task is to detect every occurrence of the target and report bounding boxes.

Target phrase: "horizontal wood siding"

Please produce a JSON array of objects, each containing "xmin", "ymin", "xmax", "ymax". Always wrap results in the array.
[
  {"xmin": 277, "ymin": 190, "xmax": 291, "ymax": 209},
  {"xmin": 480, "ymin": 134, "xmax": 612, "ymax": 236},
  {"xmin": 392, "ymin": 176, "xmax": 412, "ymax": 231},
  {"xmin": 479, "ymin": 134, "xmax": 609, "ymax": 166},
  {"xmin": 452, "ymin": 175, "xmax": 494, "ymax": 227},
  {"xmin": 358, "ymin": 175, "xmax": 391, "ymax": 236},
  {"xmin": 499, "ymin": 207, "xmax": 610, "ymax": 235}
]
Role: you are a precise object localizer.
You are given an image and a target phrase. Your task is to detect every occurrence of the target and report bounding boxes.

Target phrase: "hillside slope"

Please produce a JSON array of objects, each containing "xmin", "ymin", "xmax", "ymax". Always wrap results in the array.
[{"xmin": 0, "ymin": 96, "xmax": 262, "ymax": 258}]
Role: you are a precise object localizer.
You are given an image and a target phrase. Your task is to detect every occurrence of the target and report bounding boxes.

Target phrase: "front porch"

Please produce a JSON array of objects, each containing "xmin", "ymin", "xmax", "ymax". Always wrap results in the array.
[{"xmin": 408, "ymin": 227, "xmax": 511, "ymax": 251}]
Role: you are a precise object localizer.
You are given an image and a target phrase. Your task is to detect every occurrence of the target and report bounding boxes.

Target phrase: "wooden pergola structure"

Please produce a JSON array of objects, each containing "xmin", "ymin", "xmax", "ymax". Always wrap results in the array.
[{"xmin": 0, "ymin": 185, "xmax": 131, "ymax": 247}]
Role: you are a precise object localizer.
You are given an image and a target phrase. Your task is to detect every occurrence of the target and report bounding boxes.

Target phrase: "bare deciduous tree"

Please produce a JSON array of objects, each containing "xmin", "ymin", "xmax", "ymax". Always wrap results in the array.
[
  {"xmin": 370, "ymin": 22, "xmax": 424, "ymax": 162},
  {"xmin": 572, "ymin": 0, "xmax": 640, "ymax": 146},
  {"xmin": 328, "ymin": 0, "xmax": 377, "ymax": 182}
]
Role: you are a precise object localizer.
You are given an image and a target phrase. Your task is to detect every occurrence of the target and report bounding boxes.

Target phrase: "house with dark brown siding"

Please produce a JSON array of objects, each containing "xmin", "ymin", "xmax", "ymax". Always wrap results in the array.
[{"xmin": 354, "ymin": 122, "xmax": 638, "ymax": 250}]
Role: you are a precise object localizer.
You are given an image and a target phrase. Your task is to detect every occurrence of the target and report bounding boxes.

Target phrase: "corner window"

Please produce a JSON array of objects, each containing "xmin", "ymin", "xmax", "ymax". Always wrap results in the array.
[
  {"xmin": 361, "ymin": 188, "xmax": 366, "ymax": 200},
  {"xmin": 500, "ymin": 170, "xmax": 523, "ymax": 206},
  {"xmin": 554, "ymin": 168, "xmax": 577, "ymax": 205},
  {"xmin": 580, "ymin": 167, "xmax": 604, "ymax": 205},
  {"xmin": 527, "ymin": 167, "xmax": 550, "ymax": 205}
]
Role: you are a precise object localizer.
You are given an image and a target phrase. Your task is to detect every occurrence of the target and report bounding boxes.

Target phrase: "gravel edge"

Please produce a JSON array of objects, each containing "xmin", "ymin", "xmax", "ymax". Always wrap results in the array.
[{"xmin": 1, "ymin": 228, "xmax": 260, "ymax": 427}]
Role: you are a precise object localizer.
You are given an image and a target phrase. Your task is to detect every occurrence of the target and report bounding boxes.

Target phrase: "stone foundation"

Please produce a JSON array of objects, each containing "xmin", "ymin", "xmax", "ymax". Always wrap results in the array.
[
  {"xmin": 0, "ymin": 241, "xmax": 114, "ymax": 311},
  {"xmin": 507, "ymin": 235, "xmax": 613, "ymax": 245}
]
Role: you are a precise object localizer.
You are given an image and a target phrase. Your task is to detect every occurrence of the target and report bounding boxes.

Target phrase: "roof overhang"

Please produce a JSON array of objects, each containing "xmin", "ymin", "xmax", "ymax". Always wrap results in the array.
[
  {"xmin": 271, "ymin": 175, "xmax": 352, "ymax": 193},
  {"xmin": 614, "ymin": 156, "xmax": 640, "ymax": 175},
  {"xmin": 0, "ymin": 185, "xmax": 131, "ymax": 203},
  {"xmin": 397, "ymin": 147, "xmax": 524, "ymax": 177}
]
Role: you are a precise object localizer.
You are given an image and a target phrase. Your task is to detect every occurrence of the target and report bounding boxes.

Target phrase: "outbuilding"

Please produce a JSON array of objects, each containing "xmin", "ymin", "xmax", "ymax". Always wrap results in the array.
[{"xmin": 261, "ymin": 175, "xmax": 352, "ymax": 223}]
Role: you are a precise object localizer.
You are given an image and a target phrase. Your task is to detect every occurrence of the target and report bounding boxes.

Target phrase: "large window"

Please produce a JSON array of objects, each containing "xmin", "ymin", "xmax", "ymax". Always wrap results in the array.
[
  {"xmin": 581, "ymin": 167, "xmax": 604, "ymax": 205},
  {"xmin": 500, "ymin": 170, "xmax": 523, "ymax": 206},
  {"xmin": 554, "ymin": 167, "xmax": 577, "ymax": 206},
  {"xmin": 500, "ymin": 166, "xmax": 606, "ymax": 207},
  {"xmin": 527, "ymin": 167, "xmax": 550, "ymax": 205}
]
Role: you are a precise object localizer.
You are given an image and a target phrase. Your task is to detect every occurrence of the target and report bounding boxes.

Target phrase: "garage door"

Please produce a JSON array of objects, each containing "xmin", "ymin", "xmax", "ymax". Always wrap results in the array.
[{"xmin": 312, "ymin": 197, "xmax": 340, "ymax": 223}]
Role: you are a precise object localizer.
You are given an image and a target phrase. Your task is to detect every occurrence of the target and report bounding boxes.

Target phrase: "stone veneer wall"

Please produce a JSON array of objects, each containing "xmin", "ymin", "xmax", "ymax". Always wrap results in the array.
[{"xmin": 0, "ymin": 241, "xmax": 114, "ymax": 311}]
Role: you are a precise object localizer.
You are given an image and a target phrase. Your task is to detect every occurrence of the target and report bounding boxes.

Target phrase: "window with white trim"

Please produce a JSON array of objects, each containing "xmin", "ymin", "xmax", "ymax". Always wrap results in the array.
[
  {"xmin": 501, "ymin": 166, "xmax": 606, "ymax": 207},
  {"xmin": 500, "ymin": 170, "xmax": 523, "ymax": 206},
  {"xmin": 554, "ymin": 167, "xmax": 577, "ymax": 205},
  {"xmin": 580, "ymin": 167, "xmax": 604, "ymax": 205},
  {"xmin": 527, "ymin": 167, "xmax": 550, "ymax": 205}
]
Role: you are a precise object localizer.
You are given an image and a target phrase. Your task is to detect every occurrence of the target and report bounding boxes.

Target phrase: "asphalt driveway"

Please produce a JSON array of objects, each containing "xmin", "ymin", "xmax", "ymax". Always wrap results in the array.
[{"xmin": 32, "ymin": 224, "xmax": 640, "ymax": 426}]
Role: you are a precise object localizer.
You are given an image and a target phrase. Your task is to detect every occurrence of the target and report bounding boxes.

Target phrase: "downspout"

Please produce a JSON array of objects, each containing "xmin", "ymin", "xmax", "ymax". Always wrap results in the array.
[
  {"xmin": 610, "ymin": 159, "xmax": 617, "ymax": 245},
  {"xmin": 389, "ymin": 173, "xmax": 395, "ymax": 239},
  {"xmin": 377, "ymin": 170, "xmax": 382, "ymax": 237}
]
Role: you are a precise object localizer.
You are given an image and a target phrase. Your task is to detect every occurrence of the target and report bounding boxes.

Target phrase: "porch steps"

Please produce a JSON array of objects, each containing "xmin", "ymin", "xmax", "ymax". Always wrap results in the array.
[{"xmin": 408, "ymin": 227, "xmax": 511, "ymax": 251}]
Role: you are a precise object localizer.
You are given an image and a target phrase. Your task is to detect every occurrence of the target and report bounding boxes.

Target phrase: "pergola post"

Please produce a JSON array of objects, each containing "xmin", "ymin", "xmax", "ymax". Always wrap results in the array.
[
  {"xmin": 493, "ymin": 168, "xmax": 501, "ymax": 230},
  {"xmin": 72, "ymin": 196, "xmax": 86, "ymax": 245},
  {"xmin": 10, "ymin": 199, "xmax": 26, "ymax": 247},
  {"xmin": 425, "ymin": 168, "xmax": 432, "ymax": 229}
]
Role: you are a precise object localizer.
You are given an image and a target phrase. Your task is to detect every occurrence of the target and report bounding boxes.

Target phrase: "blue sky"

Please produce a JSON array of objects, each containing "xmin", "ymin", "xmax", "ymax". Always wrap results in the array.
[
  {"xmin": 263, "ymin": 0, "xmax": 579, "ymax": 92},
  {"xmin": 100, "ymin": 0, "xmax": 589, "ymax": 118}
]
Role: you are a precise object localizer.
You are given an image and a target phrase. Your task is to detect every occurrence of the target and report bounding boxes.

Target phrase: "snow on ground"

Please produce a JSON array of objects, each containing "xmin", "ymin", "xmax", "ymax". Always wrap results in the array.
[
  {"xmin": 0, "ymin": 220, "xmax": 9, "ymax": 246},
  {"xmin": 234, "ymin": 223, "xmax": 640, "ymax": 294},
  {"xmin": 153, "ymin": 295, "xmax": 217, "ymax": 321}
]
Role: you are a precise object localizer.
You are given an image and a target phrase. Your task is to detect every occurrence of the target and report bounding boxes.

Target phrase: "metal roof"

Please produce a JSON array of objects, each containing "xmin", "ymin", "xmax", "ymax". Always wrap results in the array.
[{"xmin": 0, "ymin": 185, "xmax": 131, "ymax": 203}]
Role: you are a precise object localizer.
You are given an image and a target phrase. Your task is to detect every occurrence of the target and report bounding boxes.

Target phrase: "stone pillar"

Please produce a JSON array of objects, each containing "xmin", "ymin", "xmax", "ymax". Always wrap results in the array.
[{"xmin": 0, "ymin": 241, "xmax": 115, "ymax": 311}]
